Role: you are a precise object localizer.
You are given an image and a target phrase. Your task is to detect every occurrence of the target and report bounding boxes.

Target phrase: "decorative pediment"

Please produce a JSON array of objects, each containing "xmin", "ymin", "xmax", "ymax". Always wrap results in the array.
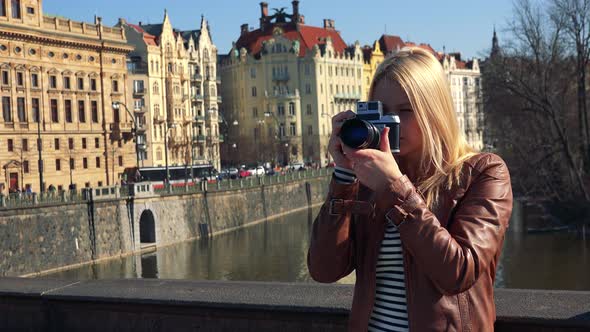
[
  {"xmin": 14, "ymin": 64, "xmax": 26, "ymax": 71},
  {"xmin": 47, "ymin": 68, "xmax": 60, "ymax": 75},
  {"xmin": 88, "ymin": 72, "xmax": 99, "ymax": 78},
  {"xmin": 29, "ymin": 66, "xmax": 40, "ymax": 72},
  {"xmin": 75, "ymin": 71, "xmax": 86, "ymax": 77},
  {"xmin": 111, "ymin": 73, "xmax": 121, "ymax": 79},
  {"xmin": 0, "ymin": 63, "xmax": 11, "ymax": 69},
  {"xmin": 62, "ymin": 70, "xmax": 73, "ymax": 76}
]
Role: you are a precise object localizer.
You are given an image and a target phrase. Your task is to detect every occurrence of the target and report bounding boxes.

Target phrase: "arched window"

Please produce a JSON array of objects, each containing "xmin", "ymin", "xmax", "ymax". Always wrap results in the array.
[{"xmin": 153, "ymin": 82, "xmax": 159, "ymax": 95}]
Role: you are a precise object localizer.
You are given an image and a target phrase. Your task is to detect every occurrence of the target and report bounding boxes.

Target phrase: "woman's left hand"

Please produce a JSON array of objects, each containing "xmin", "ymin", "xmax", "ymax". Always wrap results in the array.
[{"xmin": 341, "ymin": 127, "xmax": 404, "ymax": 192}]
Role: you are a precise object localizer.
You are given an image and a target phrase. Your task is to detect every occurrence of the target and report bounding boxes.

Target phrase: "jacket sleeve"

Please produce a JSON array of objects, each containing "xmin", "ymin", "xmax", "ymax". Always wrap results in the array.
[
  {"xmin": 376, "ymin": 153, "xmax": 513, "ymax": 295},
  {"xmin": 307, "ymin": 178, "xmax": 359, "ymax": 283}
]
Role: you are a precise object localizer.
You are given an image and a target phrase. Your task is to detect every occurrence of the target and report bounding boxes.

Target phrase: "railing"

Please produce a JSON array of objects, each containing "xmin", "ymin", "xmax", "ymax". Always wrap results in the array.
[
  {"xmin": 193, "ymin": 94, "xmax": 204, "ymax": 101},
  {"xmin": 0, "ymin": 169, "xmax": 333, "ymax": 209},
  {"xmin": 193, "ymin": 135, "xmax": 206, "ymax": 142},
  {"xmin": 333, "ymin": 93, "xmax": 361, "ymax": 100},
  {"xmin": 192, "ymin": 74, "xmax": 203, "ymax": 81},
  {"xmin": 132, "ymin": 88, "xmax": 145, "ymax": 96},
  {"xmin": 272, "ymin": 72, "xmax": 290, "ymax": 81}
]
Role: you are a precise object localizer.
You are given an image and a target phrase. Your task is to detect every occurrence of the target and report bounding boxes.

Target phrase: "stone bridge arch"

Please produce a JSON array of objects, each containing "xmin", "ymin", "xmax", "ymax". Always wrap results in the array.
[{"xmin": 139, "ymin": 210, "xmax": 156, "ymax": 244}]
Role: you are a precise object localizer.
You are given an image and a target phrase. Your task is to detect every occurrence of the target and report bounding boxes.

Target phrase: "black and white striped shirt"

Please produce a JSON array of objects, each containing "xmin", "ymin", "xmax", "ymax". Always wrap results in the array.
[
  {"xmin": 332, "ymin": 165, "xmax": 409, "ymax": 331},
  {"xmin": 368, "ymin": 221, "xmax": 409, "ymax": 331}
]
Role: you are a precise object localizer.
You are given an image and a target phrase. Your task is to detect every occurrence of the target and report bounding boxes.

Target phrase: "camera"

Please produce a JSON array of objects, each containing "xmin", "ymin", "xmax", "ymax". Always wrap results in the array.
[{"xmin": 339, "ymin": 101, "xmax": 400, "ymax": 153}]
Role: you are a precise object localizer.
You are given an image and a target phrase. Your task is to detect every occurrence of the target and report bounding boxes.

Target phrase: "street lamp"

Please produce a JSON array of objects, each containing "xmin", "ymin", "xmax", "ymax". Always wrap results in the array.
[
  {"xmin": 164, "ymin": 122, "xmax": 177, "ymax": 184},
  {"xmin": 112, "ymin": 102, "xmax": 140, "ymax": 169}
]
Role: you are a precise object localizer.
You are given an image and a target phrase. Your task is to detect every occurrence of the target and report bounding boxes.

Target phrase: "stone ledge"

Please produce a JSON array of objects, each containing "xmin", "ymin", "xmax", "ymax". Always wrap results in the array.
[{"xmin": 1, "ymin": 278, "xmax": 589, "ymax": 331}]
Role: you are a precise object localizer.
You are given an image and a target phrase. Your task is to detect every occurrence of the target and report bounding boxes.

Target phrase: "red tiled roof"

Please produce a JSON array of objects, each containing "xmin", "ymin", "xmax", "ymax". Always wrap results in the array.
[
  {"xmin": 379, "ymin": 35, "xmax": 405, "ymax": 53},
  {"xmin": 128, "ymin": 23, "xmax": 158, "ymax": 46},
  {"xmin": 235, "ymin": 24, "xmax": 348, "ymax": 57}
]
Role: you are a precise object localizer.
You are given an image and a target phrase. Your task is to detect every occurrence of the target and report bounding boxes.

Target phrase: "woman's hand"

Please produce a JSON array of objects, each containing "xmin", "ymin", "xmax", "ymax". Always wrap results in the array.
[
  {"xmin": 328, "ymin": 111, "xmax": 356, "ymax": 169},
  {"xmin": 341, "ymin": 127, "xmax": 404, "ymax": 192}
]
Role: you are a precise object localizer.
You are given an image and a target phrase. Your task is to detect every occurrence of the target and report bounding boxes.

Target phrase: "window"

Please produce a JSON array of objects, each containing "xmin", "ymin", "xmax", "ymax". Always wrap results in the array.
[
  {"xmin": 50, "ymin": 99, "xmax": 58, "ymax": 122},
  {"xmin": 90, "ymin": 78, "xmax": 97, "ymax": 91},
  {"xmin": 63, "ymin": 76, "xmax": 71, "ymax": 90},
  {"xmin": 7, "ymin": 138, "xmax": 13, "ymax": 151},
  {"xmin": 252, "ymin": 107, "xmax": 258, "ymax": 118},
  {"xmin": 133, "ymin": 80, "xmax": 144, "ymax": 94},
  {"xmin": 254, "ymin": 127, "xmax": 259, "ymax": 140},
  {"xmin": 17, "ymin": 97, "xmax": 25, "ymax": 122},
  {"xmin": 118, "ymin": 156, "xmax": 123, "ymax": 166},
  {"xmin": 69, "ymin": 158, "xmax": 75, "ymax": 170},
  {"xmin": 31, "ymin": 98, "xmax": 39, "ymax": 122},
  {"xmin": 308, "ymin": 125, "xmax": 313, "ymax": 135},
  {"xmin": 306, "ymin": 104, "xmax": 312, "ymax": 115},
  {"xmin": 68, "ymin": 138, "xmax": 74, "ymax": 150},
  {"xmin": 55, "ymin": 159, "xmax": 61, "ymax": 171},
  {"xmin": 95, "ymin": 138, "xmax": 99, "ymax": 148},
  {"xmin": 95, "ymin": 157, "xmax": 100, "ymax": 168},
  {"xmin": 49, "ymin": 75, "xmax": 57, "ymax": 88},
  {"xmin": 305, "ymin": 84, "xmax": 311, "ymax": 94},
  {"xmin": 22, "ymin": 138, "xmax": 28, "ymax": 151},
  {"xmin": 77, "ymin": 77, "xmax": 84, "ymax": 90},
  {"xmin": 26, "ymin": 6, "xmax": 33, "ymax": 14},
  {"xmin": 64, "ymin": 100, "xmax": 72, "ymax": 123},
  {"xmin": 91, "ymin": 100, "xmax": 98, "ymax": 123},
  {"xmin": 279, "ymin": 123, "xmax": 285, "ymax": 137},
  {"xmin": 78, "ymin": 100, "xmax": 85, "ymax": 123},
  {"xmin": 112, "ymin": 80, "xmax": 119, "ymax": 92},
  {"xmin": 83, "ymin": 158, "xmax": 88, "ymax": 169},
  {"xmin": 11, "ymin": 0, "xmax": 20, "ymax": 19},
  {"xmin": 54, "ymin": 138, "xmax": 60, "ymax": 150},
  {"xmin": 250, "ymin": 67, "xmax": 256, "ymax": 78},
  {"xmin": 290, "ymin": 123, "xmax": 296, "ymax": 136},
  {"xmin": 16, "ymin": 72, "xmax": 23, "ymax": 86},
  {"xmin": 1, "ymin": 70, "xmax": 8, "ymax": 85},
  {"xmin": 153, "ymin": 82, "xmax": 159, "ymax": 94},
  {"xmin": 2, "ymin": 96, "xmax": 10, "ymax": 122},
  {"xmin": 82, "ymin": 138, "xmax": 87, "ymax": 149},
  {"xmin": 251, "ymin": 86, "xmax": 257, "ymax": 97},
  {"xmin": 23, "ymin": 160, "xmax": 29, "ymax": 173},
  {"xmin": 31, "ymin": 73, "xmax": 39, "ymax": 88},
  {"xmin": 0, "ymin": 1, "xmax": 5, "ymax": 16},
  {"xmin": 305, "ymin": 64, "xmax": 310, "ymax": 75},
  {"xmin": 278, "ymin": 103, "xmax": 285, "ymax": 116},
  {"xmin": 288, "ymin": 102, "xmax": 295, "ymax": 116}
]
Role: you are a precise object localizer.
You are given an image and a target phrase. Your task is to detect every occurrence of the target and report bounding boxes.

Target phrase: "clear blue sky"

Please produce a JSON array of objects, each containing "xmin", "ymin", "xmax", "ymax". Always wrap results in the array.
[{"xmin": 43, "ymin": 0, "xmax": 514, "ymax": 59}]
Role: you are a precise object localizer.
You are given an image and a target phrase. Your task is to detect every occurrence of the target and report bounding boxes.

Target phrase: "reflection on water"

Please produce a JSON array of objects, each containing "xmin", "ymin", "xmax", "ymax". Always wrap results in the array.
[{"xmin": 43, "ymin": 204, "xmax": 590, "ymax": 290}]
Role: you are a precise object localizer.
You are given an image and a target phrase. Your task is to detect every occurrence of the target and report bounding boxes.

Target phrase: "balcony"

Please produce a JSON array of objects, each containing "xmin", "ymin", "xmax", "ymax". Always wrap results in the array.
[
  {"xmin": 132, "ymin": 88, "xmax": 145, "ymax": 96},
  {"xmin": 272, "ymin": 72, "xmax": 290, "ymax": 81},
  {"xmin": 217, "ymin": 96, "xmax": 222, "ymax": 103},
  {"xmin": 216, "ymin": 75, "xmax": 221, "ymax": 84},
  {"xmin": 191, "ymin": 74, "xmax": 203, "ymax": 81},
  {"xmin": 193, "ymin": 94, "xmax": 204, "ymax": 101},
  {"xmin": 218, "ymin": 134, "xmax": 224, "ymax": 143},
  {"xmin": 153, "ymin": 114, "xmax": 165, "ymax": 123},
  {"xmin": 110, "ymin": 122, "xmax": 133, "ymax": 133},
  {"xmin": 193, "ymin": 135, "xmax": 206, "ymax": 143},
  {"xmin": 268, "ymin": 89, "xmax": 300, "ymax": 100},
  {"xmin": 333, "ymin": 93, "xmax": 361, "ymax": 101},
  {"xmin": 194, "ymin": 116, "xmax": 205, "ymax": 122},
  {"xmin": 133, "ymin": 106, "xmax": 146, "ymax": 114},
  {"xmin": 136, "ymin": 123, "xmax": 147, "ymax": 133}
]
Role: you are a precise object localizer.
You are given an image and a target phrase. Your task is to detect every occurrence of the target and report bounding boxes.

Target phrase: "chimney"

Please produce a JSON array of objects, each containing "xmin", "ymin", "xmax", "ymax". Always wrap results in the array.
[
  {"xmin": 118, "ymin": 18, "xmax": 126, "ymax": 25},
  {"xmin": 241, "ymin": 23, "xmax": 249, "ymax": 36},
  {"xmin": 260, "ymin": 2, "xmax": 269, "ymax": 17},
  {"xmin": 323, "ymin": 19, "xmax": 335, "ymax": 30},
  {"xmin": 292, "ymin": 1, "xmax": 300, "ymax": 19},
  {"xmin": 139, "ymin": 21, "xmax": 142, "ymax": 26},
  {"xmin": 299, "ymin": 14, "xmax": 305, "ymax": 24}
]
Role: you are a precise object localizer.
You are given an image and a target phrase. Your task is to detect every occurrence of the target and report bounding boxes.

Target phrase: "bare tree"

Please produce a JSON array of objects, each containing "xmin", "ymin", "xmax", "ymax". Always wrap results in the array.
[{"xmin": 483, "ymin": 0, "xmax": 589, "ymax": 203}]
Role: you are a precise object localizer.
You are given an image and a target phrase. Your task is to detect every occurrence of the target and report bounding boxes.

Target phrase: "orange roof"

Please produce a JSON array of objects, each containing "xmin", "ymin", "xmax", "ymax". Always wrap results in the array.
[
  {"xmin": 379, "ymin": 35, "xmax": 405, "ymax": 53},
  {"xmin": 235, "ymin": 24, "xmax": 348, "ymax": 57},
  {"xmin": 128, "ymin": 23, "xmax": 158, "ymax": 46}
]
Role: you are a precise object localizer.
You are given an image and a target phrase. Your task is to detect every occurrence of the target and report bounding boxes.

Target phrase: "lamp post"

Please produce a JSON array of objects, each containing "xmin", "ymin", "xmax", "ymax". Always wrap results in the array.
[
  {"xmin": 164, "ymin": 122, "xmax": 177, "ymax": 185},
  {"xmin": 264, "ymin": 111, "xmax": 282, "ymax": 165},
  {"xmin": 112, "ymin": 102, "xmax": 140, "ymax": 169},
  {"xmin": 36, "ymin": 113, "xmax": 44, "ymax": 193}
]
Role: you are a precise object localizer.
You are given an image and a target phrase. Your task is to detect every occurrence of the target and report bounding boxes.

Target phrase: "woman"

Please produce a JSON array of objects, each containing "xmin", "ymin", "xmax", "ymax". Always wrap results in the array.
[{"xmin": 307, "ymin": 47, "xmax": 513, "ymax": 332}]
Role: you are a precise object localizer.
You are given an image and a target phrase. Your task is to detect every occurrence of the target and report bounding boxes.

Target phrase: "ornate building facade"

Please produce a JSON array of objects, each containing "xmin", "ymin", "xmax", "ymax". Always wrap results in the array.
[
  {"xmin": 220, "ymin": 1, "xmax": 364, "ymax": 167},
  {"xmin": 362, "ymin": 35, "xmax": 484, "ymax": 151},
  {"xmin": 0, "ymin": 0, "xmax": 134, "ymax": 194},
  {"xmin": 118, "ymin": 12, "xmax": 222, "ymax": 171}
]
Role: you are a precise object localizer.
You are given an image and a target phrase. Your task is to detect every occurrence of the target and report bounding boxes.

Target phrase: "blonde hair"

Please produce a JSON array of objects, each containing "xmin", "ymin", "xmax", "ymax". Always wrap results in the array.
[{"xmin": 369, "ymin": 47, "xmax": 477, "ymax": 208}]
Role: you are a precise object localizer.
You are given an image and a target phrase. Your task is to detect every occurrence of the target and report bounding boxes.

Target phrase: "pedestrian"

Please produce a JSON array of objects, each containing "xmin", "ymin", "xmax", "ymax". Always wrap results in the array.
[{"xmin": 308, "ymin": 47, "xmax": 513, "ymax": 332}]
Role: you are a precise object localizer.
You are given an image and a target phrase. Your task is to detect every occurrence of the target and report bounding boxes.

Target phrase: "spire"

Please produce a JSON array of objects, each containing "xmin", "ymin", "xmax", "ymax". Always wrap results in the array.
[{"xmin": 491, "ymin": 26, "xmax": 500, "ymax": 58}]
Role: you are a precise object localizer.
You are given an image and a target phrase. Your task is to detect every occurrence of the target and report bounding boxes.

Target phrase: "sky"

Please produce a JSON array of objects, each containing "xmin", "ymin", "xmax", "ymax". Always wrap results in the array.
[{"xmin": 43, "ymin": 0, "xmax": 514, "ymax": 59}]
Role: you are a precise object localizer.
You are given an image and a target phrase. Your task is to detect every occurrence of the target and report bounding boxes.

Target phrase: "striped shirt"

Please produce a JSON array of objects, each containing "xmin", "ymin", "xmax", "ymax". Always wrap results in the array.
[
  {"xmin": 331, "ymin": 166, "xmax": 409, "ymax": 330},
  {"xmin": 368, "ymin": 221, "xmax": 409, "ymax": 332}
]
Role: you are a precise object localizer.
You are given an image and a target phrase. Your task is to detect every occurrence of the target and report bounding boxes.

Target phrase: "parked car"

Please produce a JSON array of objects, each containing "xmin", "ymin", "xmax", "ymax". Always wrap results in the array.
[
  {"xmin": 289, "ymin": 162, "xmax": 306, "ymax": 171},
  {"xmin": 228, "ymin": 168, "xmax": 239, "ymax": 179},
  {"xmin": 247, "ymin": 166, "xmax": 265, "ymax": 177},
  {"xmin": 239, "ymin": 169, "xmax": 251, "ymax": 178}
]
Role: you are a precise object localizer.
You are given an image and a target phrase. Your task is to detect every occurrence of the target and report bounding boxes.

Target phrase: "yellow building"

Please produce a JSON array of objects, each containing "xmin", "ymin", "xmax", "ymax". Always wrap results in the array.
[
  {"xmin": 0, "ymin": 0, "xmax": 134, "ymax": 194},
  {"xmin": 220, "ymin": 1, "xmax": 364, "ymax": 166},
  {"xmin": 118, "ymin": 12, "xmax": 222, "ymax": 171}
]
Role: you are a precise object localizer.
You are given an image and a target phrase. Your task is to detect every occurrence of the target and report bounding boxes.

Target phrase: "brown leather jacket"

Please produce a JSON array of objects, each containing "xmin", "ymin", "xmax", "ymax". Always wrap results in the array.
[{"xmin": 308, "ymin": 153, "xmax": 513, "ymax": 331}]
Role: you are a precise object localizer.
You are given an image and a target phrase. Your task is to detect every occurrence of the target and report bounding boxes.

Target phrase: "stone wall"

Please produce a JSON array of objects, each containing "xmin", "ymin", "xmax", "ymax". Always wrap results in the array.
[{"xmin": 0, "ymin": 175, "xmax": 331, "ymax": 277}]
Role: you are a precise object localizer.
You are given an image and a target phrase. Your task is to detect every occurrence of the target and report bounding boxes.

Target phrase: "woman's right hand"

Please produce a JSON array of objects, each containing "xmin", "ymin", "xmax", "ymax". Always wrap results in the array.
[{"xmin": 328, "ymin": 110, "xmax": 356, "ymax": 169}]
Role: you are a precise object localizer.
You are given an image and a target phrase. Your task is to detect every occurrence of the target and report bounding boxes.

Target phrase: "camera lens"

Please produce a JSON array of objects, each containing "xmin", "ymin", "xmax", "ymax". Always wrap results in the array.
[{"xmin": 340, "ymin": 118, "xmax": 380, "ymax": 149}]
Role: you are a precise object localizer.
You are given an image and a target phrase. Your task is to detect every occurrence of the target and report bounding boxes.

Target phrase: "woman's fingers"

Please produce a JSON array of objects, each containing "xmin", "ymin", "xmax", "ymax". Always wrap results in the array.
[{"xmin": 331, "ymin": 110, "xmax": 356, "ymax": 136}]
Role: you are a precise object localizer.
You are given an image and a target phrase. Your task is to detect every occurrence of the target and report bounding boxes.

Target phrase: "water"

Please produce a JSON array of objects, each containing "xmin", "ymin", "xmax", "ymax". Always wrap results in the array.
[{"xmin": 43, "ymin": 205, "xmax": 590, "ymax": 290}]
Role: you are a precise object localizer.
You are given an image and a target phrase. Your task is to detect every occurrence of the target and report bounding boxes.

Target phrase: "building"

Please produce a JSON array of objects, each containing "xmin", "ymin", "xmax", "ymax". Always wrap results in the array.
[
  {"xmin": 0, "ymin": 0, "xmax": 134, "ymax": 194},
  {"xmin": 220, "ymin": 1, "xmax": 364, "ymax": 167},
  {"xmin": 118, "ymin": 12, "xmax": 222, "ymax": 171},
  {"xmin": 362, "ymin": 35, "xmax": 484, "ymax": 150}
]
